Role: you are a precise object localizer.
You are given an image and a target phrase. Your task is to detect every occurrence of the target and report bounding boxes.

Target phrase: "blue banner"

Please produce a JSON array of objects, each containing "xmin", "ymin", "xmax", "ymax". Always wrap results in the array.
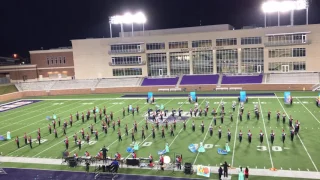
[
  {"xmin": 284, "ymin": 92, "xmax": 291, "ymax": 104},
  {"xmin": 240, "ymin": 91, "xmax": 246, "ymax": 102},
  {"xmin": 190, "ymin": 92, "xmax": 196, "ymax": 101},
  {"xmin": 148, "ymin": 92, "xmax": 153, "ymax": 100}
]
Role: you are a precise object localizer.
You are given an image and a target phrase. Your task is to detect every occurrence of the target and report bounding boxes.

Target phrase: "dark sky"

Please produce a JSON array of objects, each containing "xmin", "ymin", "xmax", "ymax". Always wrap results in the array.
[{"xmin": 1, "ymin": 0, "xmax": 319, "ymax": 58}]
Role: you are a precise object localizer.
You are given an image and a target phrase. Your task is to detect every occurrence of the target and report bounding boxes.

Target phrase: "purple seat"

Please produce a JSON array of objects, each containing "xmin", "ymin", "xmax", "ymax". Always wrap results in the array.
[
  {"xmin": 141, "ymin": 77, "xmax": 178, "ymax": 86},
  {"xmin": 180, "ymin": 75, "xmax": 219, "ymax": 85},
  {"xmin": 221, "ymin": 74, "xmax": 263, "ymax": 84}
]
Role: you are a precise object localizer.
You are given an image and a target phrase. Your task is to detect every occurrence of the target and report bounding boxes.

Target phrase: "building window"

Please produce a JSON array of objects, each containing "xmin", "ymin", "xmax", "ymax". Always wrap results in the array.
[
  {"xmin": 112, "ymin": 68, "xmax": 142, "ymax": 76},
  {"xmin": 241, "ymin": 37, "xmax": 262, "ymax": 45},
  {"xmin": 293, "ymin": 48, "xmax": 306, "ymax": 57},
  {"xmin": 216, "ymin": 38, "xmax": 237, "ymax": 46},
  {"xmin": 268, "ymin": 61, "xmax": 306, "ymax": 71},
  {"xmin": 267, "ymin": 34, "xmax": 307, "ymax": 44},
  {"xmin": 241, "ymin": 48, "xmax": 264, "ymax": 73},
  {"xmin": 111, "ymin": 56, "xmax": 142, "ymax": 65},
  {"xmin": 268, "ymin": 48, "xmax": 306, "ymax": 58},
  {"xmin": 147, "ymin": 53, "xmax": 167, "ymax": 76},
  {"xmin": 192, "ymin": 40, "xmax": 212, "ymax": 48},
  {"xmin": 110, "ymin": 44, "xmax": 142, "ymax": 53},
  {"xmin": 146, "ymin": 43, "xmax": 165, "ymax": 50},
  {"xmin": 46, "ymin": 56, "xmax": 66, "ymax": 65},
  {"xmin": 169, "ymin": 41, "xmax": 188, "ymax": 49},
  {"xmin": 216, "ymin": 49, "xmax": 238, "ymax": 73},
  {"xmin": 169, "ymin": 52, "xmax": 190, "ymax": 75},
  {"xmin": 192, "ymin": 51, "xmax": 213, "ymax": 74}
]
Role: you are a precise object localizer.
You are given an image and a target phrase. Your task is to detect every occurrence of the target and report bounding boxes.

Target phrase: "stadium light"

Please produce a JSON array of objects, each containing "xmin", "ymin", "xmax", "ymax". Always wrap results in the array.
[
  {"xmin": 109, "ymin": 12, "xmax": 147, "ymax": 38},
  {"xmin": 262, "ymin": 0, "xmax": 309, "ymax": 27}
]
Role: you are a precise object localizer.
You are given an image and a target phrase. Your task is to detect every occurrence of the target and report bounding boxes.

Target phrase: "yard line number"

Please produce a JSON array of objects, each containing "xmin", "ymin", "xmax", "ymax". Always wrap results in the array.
[{"xmin": 257, "ymin": 146, "xmax": 284, "ymax": 152}]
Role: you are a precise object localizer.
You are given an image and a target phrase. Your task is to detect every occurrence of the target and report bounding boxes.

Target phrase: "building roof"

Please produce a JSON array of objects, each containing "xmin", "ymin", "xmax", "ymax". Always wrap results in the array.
[{"xmin": 120, "ymin": 24, "xmax": 234, "ymax": 37}]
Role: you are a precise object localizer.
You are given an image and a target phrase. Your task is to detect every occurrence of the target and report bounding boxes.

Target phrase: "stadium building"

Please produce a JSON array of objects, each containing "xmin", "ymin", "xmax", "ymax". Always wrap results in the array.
[{"xmin": 28, "ymin": 23, "xmax": 319, "ymax": 80}]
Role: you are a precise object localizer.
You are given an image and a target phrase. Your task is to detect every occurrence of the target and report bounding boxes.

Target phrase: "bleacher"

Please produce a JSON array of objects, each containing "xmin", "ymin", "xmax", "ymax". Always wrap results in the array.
[
  {"xmin": 180, "ymin": 74, "xmax": 219, "ymax": 85},
  {"xmin": 51, "ymin": 80, "xmax": 99, "ymax": 90},
  {"xmin": 221, "ymin": 74, "xmax": 263, "ymax": 84},
  {"xmin": 96, "ymin": 78, "xmax": 141, "ymax": 88},
  {"xmin": 17, "ymin": 81, "xmax": 56, "ymax": 91},
  {"xmin": 141, "ymin": 77, "xmax": 179, "ymax": 86},
  {"xmin": 267, "ymin": 72, "xmax": 320, "ymax": 84}
]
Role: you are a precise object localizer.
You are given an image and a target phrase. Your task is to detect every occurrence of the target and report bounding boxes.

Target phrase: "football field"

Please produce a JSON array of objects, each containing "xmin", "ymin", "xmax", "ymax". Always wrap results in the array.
[{"xmin": 0, "ymin": 92, "xmax": 320, "ymax": 174}]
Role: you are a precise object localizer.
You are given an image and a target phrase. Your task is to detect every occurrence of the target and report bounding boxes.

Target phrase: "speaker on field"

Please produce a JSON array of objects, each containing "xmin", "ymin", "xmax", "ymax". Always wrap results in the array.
[{"xmin": 184, "ymin": 162, "xmax": 192, "ymax": 174}]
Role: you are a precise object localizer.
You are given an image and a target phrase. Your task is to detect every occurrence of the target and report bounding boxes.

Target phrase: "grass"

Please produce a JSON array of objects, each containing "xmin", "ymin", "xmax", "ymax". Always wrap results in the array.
[
  {"xmin": 0, "ymin": 84, "xmax": 17, "ymax": 95},
  {"xmin": 0, "ymin": 93, "xmax": 319, "ymax": 179}
]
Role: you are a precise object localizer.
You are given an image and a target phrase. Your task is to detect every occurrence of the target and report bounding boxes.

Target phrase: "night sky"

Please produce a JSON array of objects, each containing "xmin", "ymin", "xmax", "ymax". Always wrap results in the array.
[{"xmin": 1, "ymin": 0, "xmax": 320, "ymax": 58}]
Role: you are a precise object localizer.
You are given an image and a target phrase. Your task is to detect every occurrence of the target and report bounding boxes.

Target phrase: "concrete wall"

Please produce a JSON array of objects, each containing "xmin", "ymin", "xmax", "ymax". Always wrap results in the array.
[{"xmin": 0, "ymin": 84, "xmax": 312, "ymax": 102}]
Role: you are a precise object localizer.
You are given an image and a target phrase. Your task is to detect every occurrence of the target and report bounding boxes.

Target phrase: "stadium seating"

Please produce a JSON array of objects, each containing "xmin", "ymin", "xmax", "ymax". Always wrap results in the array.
[
  {"xmin": 51, "ymin": 80, "xmax": 99, "ymax": 90},
  {"xmin": 267, "ymin": 72, "xmax": 320, "ymax": 84},
  {"xmin": 141, "ymin": 77, "xmax": 179, "ymax": 86},
  {"xmin": 96, "ymin": 78, "xmax": 141, "ymax": 88},
  {"xmin": 221, "ymin": 74, "xmax": 263, "ymax": 84},
  {"xmin": 180, "ymin": 75, "xmax": 219, "ymax": 85},
  {"xmin": 17, "ymin": 81, "xmax": 56, "ymax": 91}
]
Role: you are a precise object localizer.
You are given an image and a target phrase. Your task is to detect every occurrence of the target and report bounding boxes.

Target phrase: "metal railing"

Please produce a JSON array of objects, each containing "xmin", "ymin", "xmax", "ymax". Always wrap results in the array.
[
  {"xmin": 108, "ymin": 61, "xmax": 146, "ymax": 66},
  {"xmin": 108, "ymin": 48, "xmax": 145, "ymax": 54},
  {"xmin": 264, "ymin": 40, "xmax": 311, "ymax": 47}
]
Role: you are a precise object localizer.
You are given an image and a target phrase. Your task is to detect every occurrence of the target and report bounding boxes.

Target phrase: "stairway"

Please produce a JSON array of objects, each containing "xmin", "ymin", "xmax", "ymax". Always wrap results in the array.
[
  {"xmin": 138, "ymin": 77, "xmax": 144, "ymax": 86},
  {"xmin": 217, "ymin": 74, "xmax": 223, "ymax": 87},
  {"xmin": 14, "ymin": 83, "xmax": 23, "ymax": 92},
  {"xmin": 176, "ymin": 75, "xmax": 183, "ymax": 88},
  {"xmin": 312, "ymin": 84, "xmax": 320, "ymax": 91}
]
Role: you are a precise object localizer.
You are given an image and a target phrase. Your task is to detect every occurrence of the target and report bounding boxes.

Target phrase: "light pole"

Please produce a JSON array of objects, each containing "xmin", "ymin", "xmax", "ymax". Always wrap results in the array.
[{"xmin": 109, "ymin": 12, "xmax": 147, "ymax": 38}]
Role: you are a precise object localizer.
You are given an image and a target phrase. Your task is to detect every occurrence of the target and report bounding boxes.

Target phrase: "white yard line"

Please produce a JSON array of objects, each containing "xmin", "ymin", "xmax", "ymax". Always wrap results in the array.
[
  {"xmin": 31, "ymin": 99, "xmax": 134, "ymax": 158},
  {"xmin": 168, "ymin": 98, "xmax": 207, "ymax": 147},
  {"xmin": 0, "ymin": 100, "xmax": 74, "ymax": 130},
  {"xmin": 1, "ymin": 100, "xmax": 50, "ymax": 118},
  {"xmin": 6, "ymin": 99, "xmax": 124, "ymax": 156},
  {"xmin": 258, "ymin": 98, "xmax": 275, "ymax": 169},
  {"xmin": 275, "ymin": 94, "xmax": 319, "ymax": 172},
  {"xmin": 192, "ymin": 98, "xmax": 223, "ymax": 165},
  {"xmin": 23, "ymin": 96, "xmax": 318, "ymax": 101},
  {"xmin": 231, "ymin": 100, "xmax": 240, "ymax": 167},
  {"xmin": 105, "ymin": 99, "xmax": 174, "ymax": 150},
  {"xmin": 124, "ymin": 133, "xmax": 153, "ymax": 159},
  {"xmin": 296, "ymin": 98, "xmax": 320, "ymax": 124}
]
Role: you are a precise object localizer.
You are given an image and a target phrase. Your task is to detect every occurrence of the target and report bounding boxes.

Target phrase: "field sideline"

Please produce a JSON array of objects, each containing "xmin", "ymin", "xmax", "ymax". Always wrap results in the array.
[{"xmin": 0, "ymin": 92, "xmax": 320, "ymax": 179}]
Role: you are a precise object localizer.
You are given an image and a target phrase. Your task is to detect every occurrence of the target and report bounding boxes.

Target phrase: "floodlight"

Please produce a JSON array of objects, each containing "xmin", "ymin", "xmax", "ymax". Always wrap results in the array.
[
  {"xmin": 110, "ymin": 15, "xmax": 122, "ymax": 24},
  {"xmin": 262, "ymin": 1, "xmax": 278, "ymax": 13},
  {"xmin": 279, "ymin": 1, "xmax": 296, "ymax": 12},
  {"xmin": 262, "ymin": 0, "xmax": 308, "ymax": 13},
  {"xmin": 122, "ymin": 12, "xmax": 134, "ymax": 24},
  {"xmin": 296, "ymin": 0, "xmax": 308, "ymax": 10},
  {"xmin": 134, "ymin": 12, "xmax": 147, "ymax": 24}
]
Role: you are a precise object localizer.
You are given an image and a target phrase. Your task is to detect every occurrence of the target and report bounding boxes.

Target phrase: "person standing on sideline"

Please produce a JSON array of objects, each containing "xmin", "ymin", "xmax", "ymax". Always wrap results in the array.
[
  {"xmin": 223, "ymin": 161, "xmax": 230, "ymax": 178},
  {"xmin": 101, "ymin": 146, "xmax": 108, "ymax": 163},
  {"xmin": 245, "ymin": 167, "xmax": 249, "ymax": 180},
  {"xmin": 238, "ymin": 166, "xmax": 244, "ymax": 180},
  {"xmin": 218, "ymin": 166, "xmax": 223, "ymax": 180}
]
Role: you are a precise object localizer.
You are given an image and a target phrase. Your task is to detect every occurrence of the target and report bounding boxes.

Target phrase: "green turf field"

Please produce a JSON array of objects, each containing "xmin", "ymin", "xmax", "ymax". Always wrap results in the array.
[
  {"xmin": 0, "ymin": 84, "xmax": 17, "ymax": 95},
  {"xmin": 0, "ymin": 93, "xmax": 320, "ymax": 176}
]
